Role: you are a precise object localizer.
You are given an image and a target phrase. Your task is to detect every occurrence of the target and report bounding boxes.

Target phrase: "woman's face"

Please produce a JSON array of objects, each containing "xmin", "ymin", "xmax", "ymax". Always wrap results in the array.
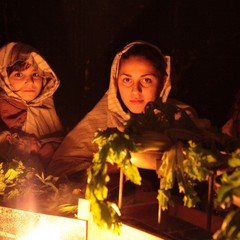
[
  {"xmin": 117, "ymin": 56, "xmax": 163, "ymax": 113},
  {"xmin": 8, "ymin": 66, "xmax": 43, "ymax": 102}
]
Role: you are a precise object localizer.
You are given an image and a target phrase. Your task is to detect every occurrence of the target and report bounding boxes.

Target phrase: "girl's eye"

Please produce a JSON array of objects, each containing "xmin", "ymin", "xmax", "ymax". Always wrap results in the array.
[
  {"xmin": 32, "ymin": 72, "xmax": 41, "ymax": 78},
  {"xmin": 14, "ymin": 72, "xmax": 23, "ymax": 78}
]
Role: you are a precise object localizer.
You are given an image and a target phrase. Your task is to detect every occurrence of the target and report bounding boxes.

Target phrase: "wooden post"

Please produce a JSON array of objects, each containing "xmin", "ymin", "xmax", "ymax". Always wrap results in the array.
[
  {"xmin": 118, "ymin": 168, "xmax": 124, "ymax": 209},
  {"xmin": 207, "ymin": 172, "xmax": 215, "ymax": 231},
  {"xmin": 158, "ymin": 196, "xmax": 162, "ymax": 224}
]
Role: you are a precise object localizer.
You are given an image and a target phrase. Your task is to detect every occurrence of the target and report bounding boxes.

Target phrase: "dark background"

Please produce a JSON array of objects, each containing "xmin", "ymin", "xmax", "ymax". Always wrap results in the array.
[{"xmin": 1, "ymin": 0, "xmax": 239, "ymax": 130}]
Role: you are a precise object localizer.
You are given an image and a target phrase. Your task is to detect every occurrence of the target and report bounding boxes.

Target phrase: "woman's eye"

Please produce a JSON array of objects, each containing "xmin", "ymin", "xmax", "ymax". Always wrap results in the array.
[
  {"xmin": 141, "ymin": 78, "xmax": 152, "ymax": 85},
  {"xmin": 123, "ymin": 78, "xmax": 130, "ymax": 83},
  {"xmin": 122, "ymin": 78, "xmax": 133, "ymax": 86}
]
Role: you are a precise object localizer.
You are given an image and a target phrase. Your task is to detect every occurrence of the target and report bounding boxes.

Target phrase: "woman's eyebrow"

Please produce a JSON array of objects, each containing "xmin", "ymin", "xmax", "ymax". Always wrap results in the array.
[
  {"xmin": 119, "ymin": 73, "xmax": 131, "ymax": 77},
  {"xmin": 140, "ymin": 73, "xmax": 158, "ymax": 77},
  {"xmin": 119, "ymin": 73, "xmax": 158, "ymax": 77}
]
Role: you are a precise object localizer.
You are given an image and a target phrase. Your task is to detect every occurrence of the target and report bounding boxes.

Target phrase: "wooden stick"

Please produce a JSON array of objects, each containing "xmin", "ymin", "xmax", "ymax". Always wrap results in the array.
[
  {"xmin": 158, "ymin": 203, "xmax": 162, "ymax": 224},
  {"xmin": 118, "ymin": 168, "xmax": 124, "ymax": 209},
  {"xmin": 206, "ymin": 172, "xmax": 214, "ymax": 231},
  {"xmin": 158, "ymin": 179, "xmax": 161, "ymax": 224}
]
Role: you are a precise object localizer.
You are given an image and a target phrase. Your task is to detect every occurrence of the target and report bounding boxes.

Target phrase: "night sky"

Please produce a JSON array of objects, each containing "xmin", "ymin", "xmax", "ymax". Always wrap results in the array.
[{"xmin": 1, "ymin": 0, "xmax": 239, "ymax": 129}]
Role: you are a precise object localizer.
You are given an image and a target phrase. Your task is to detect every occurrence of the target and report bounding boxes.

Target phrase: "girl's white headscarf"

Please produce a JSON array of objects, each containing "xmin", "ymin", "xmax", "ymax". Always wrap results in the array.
[{"xmin": 0, "ymin": 42, "xmax": 59, "ymax": 104}]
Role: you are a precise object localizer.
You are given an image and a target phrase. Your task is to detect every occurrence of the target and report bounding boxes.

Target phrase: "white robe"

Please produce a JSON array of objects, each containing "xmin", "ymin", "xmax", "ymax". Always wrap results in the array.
[{"xmin": 49, "ymin": 41, "xmax": 204, "ymax": 176}]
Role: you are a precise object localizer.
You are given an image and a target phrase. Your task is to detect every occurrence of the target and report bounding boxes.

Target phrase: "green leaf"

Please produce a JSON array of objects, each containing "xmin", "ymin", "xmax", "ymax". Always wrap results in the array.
[
  {"xmin": 4, "ymin": 169, "xmax": 19, "ymax": 183},
  {"xmin": 157, "ymin": 189, "xmax": 173, "ymax": 210},
  {"xmin": 213, "ymin": 209, "xmax": 240, "ymax": 240}
]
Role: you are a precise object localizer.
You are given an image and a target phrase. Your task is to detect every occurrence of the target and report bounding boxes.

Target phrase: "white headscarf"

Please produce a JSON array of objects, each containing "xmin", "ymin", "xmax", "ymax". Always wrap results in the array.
[
  {"xmin": 0, "ymin": 42, "xmax": 63, "ymax": 138},
  {"xmin": 107, "ymin": 40, "xmax": 171, "ymax": 120}
]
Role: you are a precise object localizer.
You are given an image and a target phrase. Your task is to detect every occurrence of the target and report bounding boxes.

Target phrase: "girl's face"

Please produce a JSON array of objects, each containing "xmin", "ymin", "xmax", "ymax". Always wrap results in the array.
[
  {"xmin": 8, "ymin": 66, "xmax": 43, "ymax": 102},
  {"xmin": 117, "ymin": 56, "xmax": 163, "ymax": 113}
]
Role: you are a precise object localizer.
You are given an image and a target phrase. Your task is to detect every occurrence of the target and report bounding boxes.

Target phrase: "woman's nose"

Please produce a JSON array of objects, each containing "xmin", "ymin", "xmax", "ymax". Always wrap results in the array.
[{"xmin": 132, "ymin": 82, "xmax": 142, "ymax": 93}]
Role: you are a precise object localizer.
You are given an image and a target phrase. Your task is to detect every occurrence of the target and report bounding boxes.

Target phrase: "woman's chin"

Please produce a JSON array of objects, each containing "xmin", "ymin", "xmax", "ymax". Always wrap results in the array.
[{"xmin": 129, "ymin": 107, "xmax": 144, "ymax": 114}]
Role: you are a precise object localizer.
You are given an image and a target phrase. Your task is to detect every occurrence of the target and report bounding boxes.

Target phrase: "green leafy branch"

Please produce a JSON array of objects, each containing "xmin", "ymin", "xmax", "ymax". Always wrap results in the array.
[
  {"xmin": 0, "ymin": 159, "xmax": 25, "ymax": 197},
  {"xmin": 157, "ymin": 140, "xmax": 218, "ymax": 211},
  {"xmin": 86, "ymin": 128, "xmax": 141, "ymax": 234},
  {"xmin": 213, "ymin": 149, "xmax": 240, "ymax": 240},
  {"xmin": 86, "ymin": 98, "xmax": 240, "ymax": 234},
  {"xmin": 0, "ymin": 158, "xmax": 79, "ymax": 215}
]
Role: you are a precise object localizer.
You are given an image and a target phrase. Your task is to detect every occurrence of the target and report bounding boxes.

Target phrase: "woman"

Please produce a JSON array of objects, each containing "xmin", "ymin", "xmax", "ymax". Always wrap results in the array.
[{"xmin": 48, "ymin": 41, "xmax": 208, "ymax": 178}]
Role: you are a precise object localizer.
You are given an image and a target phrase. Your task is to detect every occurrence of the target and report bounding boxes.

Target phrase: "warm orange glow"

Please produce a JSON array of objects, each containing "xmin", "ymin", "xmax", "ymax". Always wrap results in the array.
[
  {"xmin": 77, "ymin": 198, "xmax": 90, "ymax": 220},
  {"xmin": 22, "ymin": 217, "xmax": 61, "ymax": 240},
  {"xmin": 88, "ymin": 216, "xmax": 164, "ymax": 240},
  {"xmin": 0, "ymin": 206, "xmax": 87, "ymax": 240},
  {"xmin": 131, "ymin": 152, "xmax": 162, "ymax": 170}
]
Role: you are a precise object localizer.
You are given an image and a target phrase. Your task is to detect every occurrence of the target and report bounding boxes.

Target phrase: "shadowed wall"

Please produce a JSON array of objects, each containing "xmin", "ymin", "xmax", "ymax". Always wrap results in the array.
[{"xmin": 0, "ymin": 0, "xmax": 239, "ymax": 129}]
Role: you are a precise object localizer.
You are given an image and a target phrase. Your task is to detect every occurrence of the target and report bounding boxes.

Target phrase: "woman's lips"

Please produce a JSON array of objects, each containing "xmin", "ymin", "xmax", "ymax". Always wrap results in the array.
[{"xmin": 130, "ymin": 99, "xmax": 144, "ymax": 104}]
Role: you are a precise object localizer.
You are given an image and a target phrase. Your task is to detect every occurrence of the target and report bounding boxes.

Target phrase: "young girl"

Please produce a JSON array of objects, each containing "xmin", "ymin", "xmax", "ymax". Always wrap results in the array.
[
  {"xmin": 48, "ymin": 41, "xmax": 209, "ymax": 178},
  {"xmin": 0, "ymin": 42, "xmax": 64, "ymax": 167}
]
